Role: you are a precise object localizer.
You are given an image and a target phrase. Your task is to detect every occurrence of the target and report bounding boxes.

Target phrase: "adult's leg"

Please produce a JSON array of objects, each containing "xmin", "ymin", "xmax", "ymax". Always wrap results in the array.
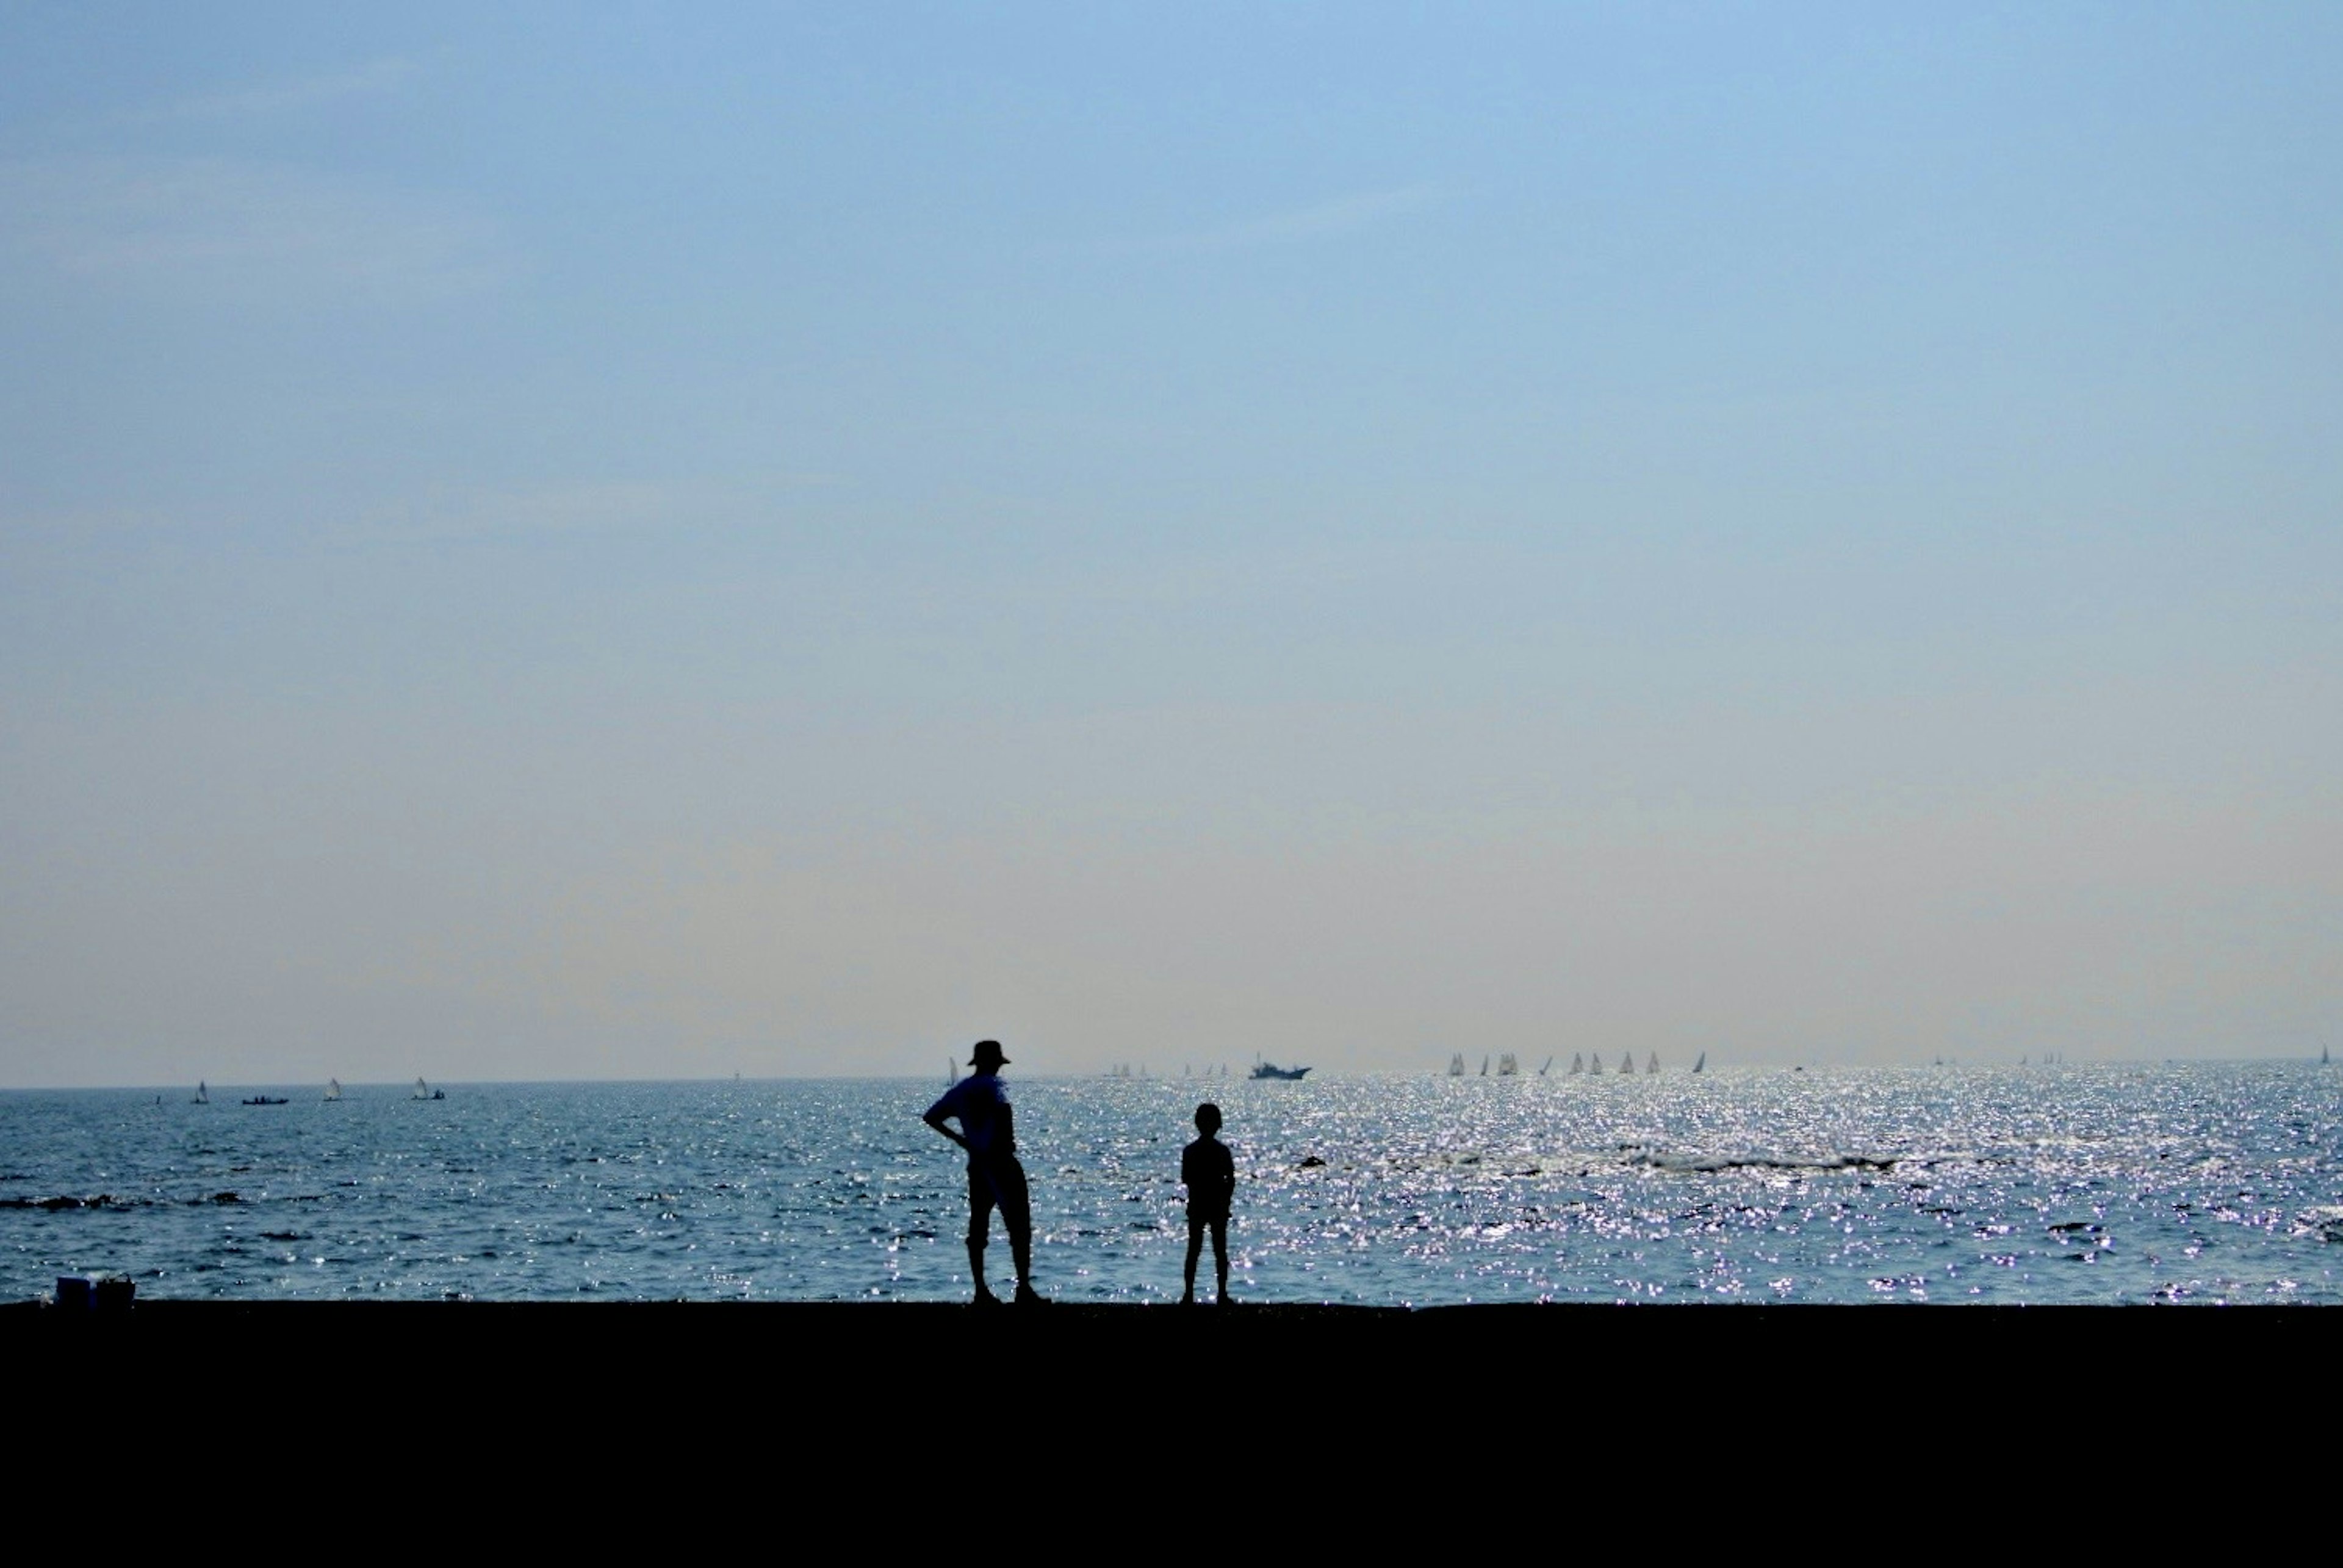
[
  {"xmin": 967, "ymin": 1165, "xmax": 1000, "ymax": 1302},
  {"xmin": 995, "ymin": 1157, "xmax": 1038, "ymax": 1298}
]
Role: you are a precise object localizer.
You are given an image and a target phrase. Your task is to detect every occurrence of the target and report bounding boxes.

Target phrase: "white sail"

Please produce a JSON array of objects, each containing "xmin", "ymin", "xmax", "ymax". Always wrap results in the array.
[
  {"xmin": 325, "ymin": 1078, "xmax": 342, "ymax": 1101},
  {"xmin": 1647, "ymin": 1052, "xmax": 1659, "ymax": 1074},
  {"xmin": 1478, "ymin": 1054, "xmax": 1489, "ymax": 1076},
  {"xmin": 947, "ymin": 1057, "xmax": 958, "ymax": 1085},
  {"xmin": 1588, "ymin": 1052, "xmax": 1601, "ymax": 1073},
  {"xmin": 1447, "ymin": 1053, "xmax": 1466, "ymax": 1076},
  {"xmin": 1497, "ymin": 1053, "xmax": 1518, "ymax": 1076},
  {"xmin": 193, "ymin": 1080, "xmax": 209, "ymax": 1104},
  {"xmin": 412, "ymin": 1076, "xmax": 430, "ymax": 1099},
  {"xmin": 1569, "ymin": 1053, "xmax": 1583, "ymax": 1075},
  {"xmin": 1619, "ymin": 1052, "xmax": 1634, "ymax": 1074}
]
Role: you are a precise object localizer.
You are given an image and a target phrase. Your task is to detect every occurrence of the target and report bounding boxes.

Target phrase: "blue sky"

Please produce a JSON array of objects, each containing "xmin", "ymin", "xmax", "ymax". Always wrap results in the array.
[{"xmin": 2, "ymin": 4, "xmax": 2337, "ymax": 1084}]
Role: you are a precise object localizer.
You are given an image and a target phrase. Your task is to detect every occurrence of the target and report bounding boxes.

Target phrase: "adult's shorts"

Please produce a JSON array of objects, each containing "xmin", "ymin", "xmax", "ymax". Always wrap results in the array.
[{"xmin": 968, "ymin": 1156, "xmax": 1031, "ymax": 1245}]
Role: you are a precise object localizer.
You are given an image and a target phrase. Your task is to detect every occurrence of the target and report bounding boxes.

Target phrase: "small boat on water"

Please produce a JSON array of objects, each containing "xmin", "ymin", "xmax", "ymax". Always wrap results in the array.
[
  {"xmin": 1692, "ymin": 1051, "xmax": 1706, "ymax": 1074},
  {"xmin": 411, "ymin": 1077, "xmax": 445, "ymax": 1100},
  {"xmin": 323, "ymin": 1078, "xmax": 342, "ymax": 1101},
  {"xmin": 1538, "ymin": 1056, "xmax": 1553, "ymax": 1076},
  {"xmin": 192, "ymin": 1081, "xmax": 210, "ymax": 1104},
  {"xmin": 242, "ymin": 1094, "xmax": 289, "ymax": 1106},
  {"xmin": 1647, "ymin": 1052, "xmax": 1659, "ymax": 1074},
  {"xmin": 1588, "ymin": 1052, "xmax": 1602, "ymax": 1073},
  {"xmin": 946, "ymin": 1057, "xmax": 959, "ymax": 1085},
  {"xmin": 1478, "ymin": 1054, "xmax": 1489, "ymax": 1077},
  {"xmin": 1496, "ymin": 1053, "xmax": 1519, "ymax": 1077},
  {"xmin": 1249, "ymin": 1059, "xmax": 1311, "ymax": 1081},
  {"xmin": 1447, "ymin": 1053, "xmax": 1466, "ymax": 1077},
  {"xmin": 1568, "ymin": 1054, "xmax": 1583, "ymax": 1075}
]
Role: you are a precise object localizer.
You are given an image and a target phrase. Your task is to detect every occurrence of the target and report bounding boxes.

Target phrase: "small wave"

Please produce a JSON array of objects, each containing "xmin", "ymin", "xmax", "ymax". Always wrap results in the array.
[
  {"xmin": 0, "ymin": 1193, "xmax": 146, "ymax": 1210},
  {"xmin": 1636, "ymin": 1153, "xmax": 1904, "ymax": 1175}
]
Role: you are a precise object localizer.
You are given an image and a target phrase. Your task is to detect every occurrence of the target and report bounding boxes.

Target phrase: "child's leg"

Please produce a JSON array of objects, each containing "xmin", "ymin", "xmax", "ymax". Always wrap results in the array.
[
  {"xmin": 1183, "ymin": 1216, "xmax": 1204, "ymax": 1301},
  {"xmin": 1211, "ymin": 1215, "xmax": 1230, "ymax": 1299}
]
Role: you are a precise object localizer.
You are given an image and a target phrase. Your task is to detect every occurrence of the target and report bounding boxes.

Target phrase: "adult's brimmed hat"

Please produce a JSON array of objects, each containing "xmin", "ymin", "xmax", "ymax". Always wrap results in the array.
[{"xmin": 970, "ymin": 1039, "xmax": 1009, "ymax": 1068}]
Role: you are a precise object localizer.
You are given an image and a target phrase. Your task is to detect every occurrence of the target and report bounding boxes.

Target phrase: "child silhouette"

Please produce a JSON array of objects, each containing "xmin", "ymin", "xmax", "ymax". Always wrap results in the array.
[{"xmin": 1180, "ymin": 1102, "xmax": 1236, "ymax": 1305}]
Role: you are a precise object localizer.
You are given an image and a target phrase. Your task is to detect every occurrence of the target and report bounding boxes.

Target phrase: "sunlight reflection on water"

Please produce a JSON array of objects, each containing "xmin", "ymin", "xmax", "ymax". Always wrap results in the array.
[{"xmin": 4, "ymin": 1065, "xmax": 2338, "ymax": 1304}]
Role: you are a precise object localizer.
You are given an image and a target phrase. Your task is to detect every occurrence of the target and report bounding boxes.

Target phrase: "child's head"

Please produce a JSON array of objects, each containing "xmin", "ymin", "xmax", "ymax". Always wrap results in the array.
[{"xmin": 1194, "ymin": 1102, "xmax": 1222, "ymax": 1135}]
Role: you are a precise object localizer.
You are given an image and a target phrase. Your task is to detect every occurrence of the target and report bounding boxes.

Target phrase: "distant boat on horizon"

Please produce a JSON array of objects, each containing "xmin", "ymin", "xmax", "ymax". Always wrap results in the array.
[
  {"xmin": 1496, "ymin": 1053, "xmax": 1519, "ymax": 1077},
  {"xmin": 192, "ymin": 1081, "xmax": 209, "ymax": 1104},
  {"xmin": 1692, "ymin": 1051, "xmax": 1705, "ymax": 1074},
  {"xmin": 1647, "ymin": 1051, "xmax": 1659, "ymax": 1074},
  {"xmin": 1249, "ymin": 1059, "xmax": 1311, "ymax": 1081},
  {"xmin": 412, "ymin": 1077, "xmax": 444, "ymax": 1100},
  {"xmin": 1538, "ymin": 1056, "xmax": 1553, "ymax": 1076},
  {"xmin": 1619, "ymin": 1051, "xmax": 1634, "ymax": 1075},
  {"xmin": 1447, "ymin": 1053, "xmax": 1466, "ymax": 1077},
  {"xmin": 1479, "ymin": 1054, "xmax": 1489, "ymax": 1077},
  {"xmin": 946, "ymin": 1057, "xmax": 958, "ymax": 1085},
  {"xmin": 1588, "ymin": 1052, "xmax": 1601, "ymax": 1073},
  {"xmin": 323, "ymin": 1078, "xmax": 342, "ymax": 1101},
  {"xmin": 1569, "ymin": 1053, "xmax": 1583, "ymax": 1075}
]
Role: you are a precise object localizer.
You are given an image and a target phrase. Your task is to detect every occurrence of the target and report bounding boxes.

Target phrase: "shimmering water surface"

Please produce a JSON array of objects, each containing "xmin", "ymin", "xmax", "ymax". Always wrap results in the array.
[{"xmin": 5, "ymin": 1066, "xmax": 2339, "ymax": 1304}]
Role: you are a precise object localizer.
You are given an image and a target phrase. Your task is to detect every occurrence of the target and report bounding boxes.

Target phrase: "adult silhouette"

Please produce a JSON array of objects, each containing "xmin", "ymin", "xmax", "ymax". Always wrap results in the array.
[{"xmin": 924, "ymin": 1039, "xmax": 1044, "ymax": 1305}]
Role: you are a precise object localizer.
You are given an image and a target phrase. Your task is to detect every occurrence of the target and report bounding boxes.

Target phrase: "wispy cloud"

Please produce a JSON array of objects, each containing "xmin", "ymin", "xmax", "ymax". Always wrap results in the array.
[
  {"xmin": 332, "ymin": 476, "xmax": 841, "ymax": 548},
  {"xmin": 339, "ymin": 483, "xmax": 700, "ymax": 547},
  {"xmin": 113, "ymin": 58, "xmax": 417, "ymax": 126},
  {"xmin": 0, "ymin": 154, "xmax": 519, "ymax": 301},
  {"xmin": 1104, "ymin": 184, "xmax": 1444, "ymax": 257}
]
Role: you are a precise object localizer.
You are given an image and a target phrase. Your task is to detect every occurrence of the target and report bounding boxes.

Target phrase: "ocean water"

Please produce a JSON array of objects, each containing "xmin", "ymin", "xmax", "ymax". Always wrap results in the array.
[{"xmin": 4, "ymin": 1065, "xmax": 2339, "ymax": 1305}]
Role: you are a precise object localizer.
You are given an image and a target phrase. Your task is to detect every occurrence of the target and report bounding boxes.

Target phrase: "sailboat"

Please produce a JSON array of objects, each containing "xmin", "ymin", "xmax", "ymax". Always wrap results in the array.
[
  {"xmin": 1478, "ymin": 1054, "xmax": 1489, "ymax": 1076},
  {"xmin": 323, "ymin": 1078, "xmax": 342, "ymax": 1101},
  {"xmin": 192, "ymin": 1080, "xmax": 209, "ymax": 1104},
  {"xmin": 1538, "ymin": 1056, "xmax": 1553, "ymax": 1076},
  {"xmin": 1588, "ymin": 1053, "xmax": 1602, "ymax": 1073},
  {"xmin": 1647, "ymin": 1052, "xmax": 1659, "ymax": 1074},
  {"xmin": 412, "ymin": 1077, "xmax": 442, "ymax": 1100},
  {"xmin": 1692, "ymin": 1051, "xmax": 1706, "ymax": 1074},
  {"xmin": 1496, "ymin": 1053, "xmax": 1519, "ymax": 1076},
  {"xmin": 1569, "ymin": 1053, "xmax": 1583, "ymax": 1075},
  {"xmin": 946, "ymin": 1057, "xmax": 959, "ymax": 1085},
  {"xmin": 1447, "ymin": 1053, "xmax": 1466, "ymax": 1076},
  {"xmin": 1619, "ymin": 1052, "xmax": 1635, "ymax": 1074},
  {"xmin": 2324, "ymin": 1045, "xmax": 2331, "ymax": 1066}
]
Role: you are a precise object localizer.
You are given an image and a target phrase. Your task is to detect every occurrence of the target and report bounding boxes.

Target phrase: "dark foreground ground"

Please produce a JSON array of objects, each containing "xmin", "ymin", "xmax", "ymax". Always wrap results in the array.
[
  {"xmin": 9, "ymin": 1296, "xmax": 2323, "ymax": 1406},
  {"xmin": 4, "ymin": 1298, "xmax": 2328, "ymax": 1522}
]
